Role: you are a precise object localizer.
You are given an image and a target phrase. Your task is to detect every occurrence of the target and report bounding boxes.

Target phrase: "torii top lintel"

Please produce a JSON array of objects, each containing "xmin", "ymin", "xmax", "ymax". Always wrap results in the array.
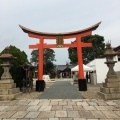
[{"xmin": 19, "ymin": 22, "xmax": 101, "ymax": 38}]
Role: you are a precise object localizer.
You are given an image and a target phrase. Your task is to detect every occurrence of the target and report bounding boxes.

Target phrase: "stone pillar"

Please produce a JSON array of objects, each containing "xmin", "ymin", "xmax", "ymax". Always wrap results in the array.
[{"xmin": 1, "ymin": 66, "xmax": 12, "ymax": 79}]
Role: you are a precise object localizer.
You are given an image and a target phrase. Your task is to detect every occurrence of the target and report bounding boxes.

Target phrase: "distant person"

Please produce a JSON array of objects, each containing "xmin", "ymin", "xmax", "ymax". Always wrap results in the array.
[
  {"xmin": 86, "ymin": 72, "xmax": 89, "ymax": 83},
  {"xmin": 88, "ymin": 72, "xmax": 91, "ymax": 83}
]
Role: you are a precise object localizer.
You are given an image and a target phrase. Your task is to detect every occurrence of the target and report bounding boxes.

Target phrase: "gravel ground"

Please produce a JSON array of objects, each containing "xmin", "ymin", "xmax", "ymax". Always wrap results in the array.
[
  {"xmin": 16, "ymin": 80, "xmax": 103, "ymax": 100},
  {"xmin": 79, "ymin": 84, "xmax": 103, "ymax": 99},
  {"xmin": 16, "ymin": 81, "xmax": 55, "ymax": 99}
]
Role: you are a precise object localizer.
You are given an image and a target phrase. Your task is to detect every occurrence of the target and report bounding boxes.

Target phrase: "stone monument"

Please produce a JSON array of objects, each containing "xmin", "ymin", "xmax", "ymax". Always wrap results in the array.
[
  {"xmin": 0, "ymin": 47, "xmax": 21, "ymax": 100},
  {"xmin": 99, "ymin": 42, "xmax": 120, "ymax": 100}
]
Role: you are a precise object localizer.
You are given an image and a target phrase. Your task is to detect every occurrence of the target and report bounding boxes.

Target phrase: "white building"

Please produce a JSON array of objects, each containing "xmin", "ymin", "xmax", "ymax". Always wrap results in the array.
[{"xmin": 86, "ymin": 56, "xmax": 120, "ymax": 84}]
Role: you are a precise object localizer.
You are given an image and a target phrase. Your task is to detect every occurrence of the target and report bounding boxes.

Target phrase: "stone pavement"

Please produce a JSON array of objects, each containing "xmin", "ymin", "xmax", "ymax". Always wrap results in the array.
[
  {"xmin": 0, "ymin": 99, "xmax": 120, "ymax": 119},
  {"xmin": 0, "ymin": 79, "xmax": 120, "ymax": 119},
  {"xmin": 38, "ymin": 80, "xmax": 83, "ymax": 99}
]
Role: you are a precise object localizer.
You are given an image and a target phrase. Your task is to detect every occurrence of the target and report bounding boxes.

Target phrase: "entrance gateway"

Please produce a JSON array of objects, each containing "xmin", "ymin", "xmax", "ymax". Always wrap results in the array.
[{"xmin": 19, "ymin": 22, "xmax": 101, "ymax": 91}]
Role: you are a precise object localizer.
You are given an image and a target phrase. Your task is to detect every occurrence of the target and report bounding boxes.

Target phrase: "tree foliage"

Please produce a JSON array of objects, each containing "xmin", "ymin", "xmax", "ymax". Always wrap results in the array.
[
  {"xmin": 44, "ymin": 49, "xmax": 56, "ymax": 74},
  {"xmin": 30, "ymin": 49, "xmax": 38, "ymax": 66},
  {"xmin": 68, "ymin": 34, "xmax": 105, "ymax": 64},
  {"xmin": 44, "ymin": 61, "xmax": 55, "ymax": 74},
  {"xmin": 30, "ymin": 48, "xmax": 56, "ymax": 74},
  {"xmin": 44, "ymin": 49, "xmax": 56, "ymax": 63}
]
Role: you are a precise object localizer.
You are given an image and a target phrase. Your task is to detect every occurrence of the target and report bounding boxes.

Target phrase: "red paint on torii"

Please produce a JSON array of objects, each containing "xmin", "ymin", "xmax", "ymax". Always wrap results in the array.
[{"xmin": 19, "ymin": 22, "xmax": 101, "ymax": 81}]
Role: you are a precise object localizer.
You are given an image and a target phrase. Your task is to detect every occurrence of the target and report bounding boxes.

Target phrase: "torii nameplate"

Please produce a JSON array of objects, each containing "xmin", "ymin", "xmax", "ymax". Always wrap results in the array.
[{"xmin": 56, "ymin": 36, "xmax": 64, "ymax": 47}]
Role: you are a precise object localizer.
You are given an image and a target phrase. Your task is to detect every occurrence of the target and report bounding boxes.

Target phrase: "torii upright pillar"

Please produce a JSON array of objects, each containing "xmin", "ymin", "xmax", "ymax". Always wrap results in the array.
[{"xmin": 19, "ymin": 22, "xmax": 101, "ymax": 91}]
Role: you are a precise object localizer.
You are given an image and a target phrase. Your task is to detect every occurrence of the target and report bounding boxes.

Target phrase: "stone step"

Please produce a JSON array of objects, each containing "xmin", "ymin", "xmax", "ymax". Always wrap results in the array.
[
  {"xmin": 0, "ymin": 88, "xmax": 20, "ymax": 95},
  {"xmin": 100, "ymin": 87, "xmax": 120, "ymax": 94},
  {"xmin": 0, "ymin": 83, "xmax": 16, "ymax": 89},
  {"xmin": 105, "ymin": 78, "xmax": 120, "ymax": 83},
  {"xmin": 0, "ymin": 79, "xmax": 14, "ymax": 84},
  {"xmin": 103, "ymin": 82, "xmax": 120, "ymax": 88},
  {"xmin": 0, "ymin": 92, "xmax": 22, "ymax": 100},
  {"xmin": 98, "ymin": 91, "xmax": 120, "ymax": 100}
]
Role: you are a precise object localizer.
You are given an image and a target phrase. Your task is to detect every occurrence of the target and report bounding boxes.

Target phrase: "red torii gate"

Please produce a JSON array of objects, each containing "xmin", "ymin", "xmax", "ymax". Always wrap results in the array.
[{"xmin": 19, "ymin": 22, "xmax": 101, "ymax": 91}]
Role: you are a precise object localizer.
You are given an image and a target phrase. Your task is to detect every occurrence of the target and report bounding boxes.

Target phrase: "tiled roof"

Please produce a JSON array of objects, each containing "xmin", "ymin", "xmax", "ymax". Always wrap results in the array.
[
  {"xmin": 113, "ymin": 45, "xmax": 120, "ymax": 52},
  {"xmin": 56, "ymin": 64, "xmax": 76, "ymax": 71}
]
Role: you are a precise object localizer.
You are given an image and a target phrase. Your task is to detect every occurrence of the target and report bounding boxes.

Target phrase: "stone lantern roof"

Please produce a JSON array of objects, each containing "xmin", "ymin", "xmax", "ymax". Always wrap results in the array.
[
  {"xmin": 0, "ymin": 47, "xmax": 16, "ymax": 59},
  {"xmin": 104, "ymin": 43, "xmax": 118, "ymax": 57}
]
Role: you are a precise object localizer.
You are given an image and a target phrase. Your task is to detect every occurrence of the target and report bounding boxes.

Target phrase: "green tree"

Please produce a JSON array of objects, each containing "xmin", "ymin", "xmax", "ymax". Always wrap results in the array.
[
  {"xmin": 44, "ymin": 49, "xmax": 56, "ymax": 74},
  {"xmin": 30, "ymin": 49, "xmax": 38, "ymax": 66},
  {"xmin": 44, "ymin": 49, "xmax": 56, "ymax": 63},
  {"xmin": 0, "ymin": 45, "xmax": 28, "ymax": 88},
  {"xmin": 30, "ymin": 48, "xmax": 56, "ymax": 74},
  {"xmin": 44, "ymin": 61, "xmax": 54, "ymax": 74},
  {"xmin": 68, "ymin": 34, "xmax": 105, "ymax": 64}
]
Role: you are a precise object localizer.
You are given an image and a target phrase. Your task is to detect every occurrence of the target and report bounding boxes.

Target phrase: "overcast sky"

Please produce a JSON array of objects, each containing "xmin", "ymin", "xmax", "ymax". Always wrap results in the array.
[{"xmin": 0, "ymin": 0, "xmax": 120, "ymax": 65}]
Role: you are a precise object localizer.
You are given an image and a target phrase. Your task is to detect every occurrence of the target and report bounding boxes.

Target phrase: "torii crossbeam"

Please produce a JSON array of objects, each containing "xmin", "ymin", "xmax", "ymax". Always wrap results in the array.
[{"xmin": 19, "ymin": 22, "xmax": 101, "ymax": 91}]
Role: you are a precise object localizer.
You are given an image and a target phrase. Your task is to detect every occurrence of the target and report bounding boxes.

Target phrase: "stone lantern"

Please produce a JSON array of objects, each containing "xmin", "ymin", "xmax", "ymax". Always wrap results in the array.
[
  {"xmin": 0, "ymin": 47, "xmax": 21, "ymax": 100},
  {"xmin": 0, "ymin": 47, "xmax": 16, "ymax": 80},
  {"xmin": 99, "ymin": 42, "xmax": 120, "ymax": 100},
  {"xmin": 104, "ymin": 42, "xmax": 118, "ymax": 80}
]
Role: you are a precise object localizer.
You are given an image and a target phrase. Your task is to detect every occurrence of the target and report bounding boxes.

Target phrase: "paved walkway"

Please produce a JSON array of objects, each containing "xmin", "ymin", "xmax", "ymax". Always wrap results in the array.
[
  {"xmin": 38, "ymin": 80, "xmax": 83, "ymax": 99},
  {"xmin": 0, "ymin": 99, "xmax": 120, "ymax": 119},
  {"xmin": 0, "ymin": 79, "xmax": 120, "ymax": 119}
]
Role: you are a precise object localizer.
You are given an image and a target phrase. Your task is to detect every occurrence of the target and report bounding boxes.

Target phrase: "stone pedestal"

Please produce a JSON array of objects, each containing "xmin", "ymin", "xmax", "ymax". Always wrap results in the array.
[
  {"xmin": 98, "ymin": 77, "xmax": 120, "ymax": 100},
  {"xmin": 98, "ymin": 62, "xmax": 120, "ymax": 100},
  {"xmin": 78, "ymin": 79, "xmax": 87, "ymax": 91},
  {"xmin": 0, "ymin": 79, "xmax": 21, "ymax": 100},
  {"xmin": 36, "ymin": 80, "xmax": 45, "ymax": 92}
]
